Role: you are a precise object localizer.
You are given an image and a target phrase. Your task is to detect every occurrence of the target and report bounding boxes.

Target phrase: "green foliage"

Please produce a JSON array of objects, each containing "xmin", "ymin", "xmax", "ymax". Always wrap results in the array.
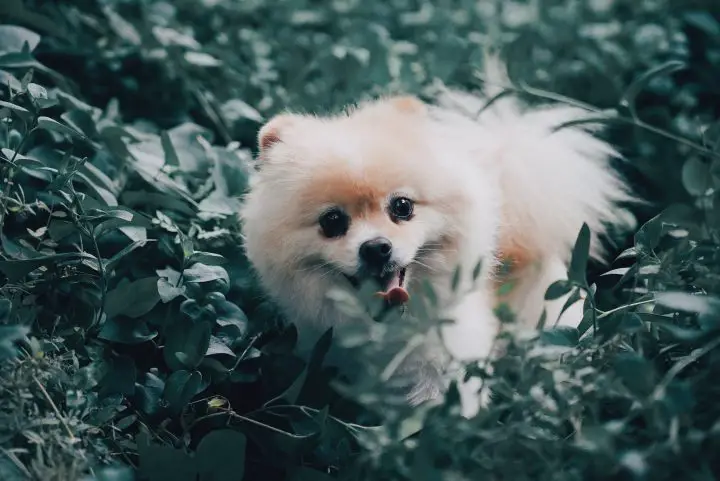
[{"xmin": 1, "ymin": 0, "xmax": 720, "ymax": 480}]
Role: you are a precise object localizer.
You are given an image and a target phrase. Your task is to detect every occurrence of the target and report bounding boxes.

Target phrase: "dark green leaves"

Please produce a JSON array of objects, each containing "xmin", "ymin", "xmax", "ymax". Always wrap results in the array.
[
  {"xmin": 99, "ymin": 356, "xmax": 137, "ymax": 397},
  {"xmin": 4, "ymin": 2, "xmax": 720, "ymax": 481},
  {"xmin": 105, "ymin": 277, "xmax": 161, "ymax": 319},
  {"xmin": 545, "ymin": 280, "xmax": 573, "ymax": 300},
  {"xmin": 681, "ymin": 157, "xmax": 711, "ymax": 196},
  {"xmin": 0, "ymin": 99, "xmax": 30, "ymax": 118},
  {"xmin": 36, "ymin": 116, "xmax": 86, "ymax": 140},
  {"xmin": 160, "ymin": 131, "xmax": 180, "ymax": 167},
  {"xmin": 183, "ymin": 263, "xmax": 229, "ymax": 284},
  {"xmin": 164, "ymin": 319, "xmax": 212, "ymax": 371},
  {"xmin": 0, "ymin": 252, "xmax": 97, "ymax": 282},
  {"xmin": 0, "ymin": 25, "xmax": 41, "ymax": 53},
  {"xmin": 196, "ymin": 430, "xmax": 247, "ymax": 481},
  {"xmin": 98, "ymin": 317, "xmax": 158, "ymax": 344},
  {"xmin": 138, "ymin": 433, "xmax": 197, "ymax": 481},
  {"xmin": 138, "ymin": 430, "xmax": 246, "ymax": 481},
  {"xmin": 568, "ymin": 223, "xmax": 591, "ymax": 285},
  {"xmin": 683, "ymin": 11, "xmax": 720, "ymax": 36},
  {"xmin": 539, "ymin": 326, "xmax": 579, "ymax": 347},
  {"xmin": 163, "ymin": 370, "xmax": 203, "ymax": 414}
]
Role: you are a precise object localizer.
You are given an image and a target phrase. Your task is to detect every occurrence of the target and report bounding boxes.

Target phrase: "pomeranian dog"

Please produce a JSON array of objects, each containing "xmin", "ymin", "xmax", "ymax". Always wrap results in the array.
[{"xmin": 240, "ymin": 58, "xmax": 633, "ymax": 416}]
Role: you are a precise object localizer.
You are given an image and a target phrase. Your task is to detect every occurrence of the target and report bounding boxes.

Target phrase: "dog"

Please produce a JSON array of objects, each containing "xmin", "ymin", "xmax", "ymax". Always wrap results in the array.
[{"xmin": 240, "ymin": 58, "xmax": 633, "ymax": 416}]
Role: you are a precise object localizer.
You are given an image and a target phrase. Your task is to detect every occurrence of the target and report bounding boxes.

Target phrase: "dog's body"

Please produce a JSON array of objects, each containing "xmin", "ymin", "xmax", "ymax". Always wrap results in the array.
[{"xmin": 240, "ymin": 60, "xmax": 632, "ymax": 416}]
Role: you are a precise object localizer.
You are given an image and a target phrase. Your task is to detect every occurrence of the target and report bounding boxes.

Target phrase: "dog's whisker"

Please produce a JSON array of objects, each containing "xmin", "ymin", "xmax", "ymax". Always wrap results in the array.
[
  {"xmin": 411, "ymin": 259, "xmax": 438, "ymax": 272},
  {"xmin": 299, "ymin": 262, "xmax": 336, "ymax": 275}
]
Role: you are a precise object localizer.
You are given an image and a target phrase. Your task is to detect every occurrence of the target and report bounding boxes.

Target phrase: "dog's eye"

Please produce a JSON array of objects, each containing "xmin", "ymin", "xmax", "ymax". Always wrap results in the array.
[
  {"xmin": 389, "ymin": 197, "xmax": 414, "ymax": 221},
  {"xmin": 319, "ymin": 208, "xmax": 350, "ymax": 238}
]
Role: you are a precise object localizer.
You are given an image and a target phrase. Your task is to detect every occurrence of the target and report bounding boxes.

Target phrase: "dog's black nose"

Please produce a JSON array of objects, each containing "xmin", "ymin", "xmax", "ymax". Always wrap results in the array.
[{"xmin": 359, "ymin": 237, "xmax": 393, "ymax": 269}]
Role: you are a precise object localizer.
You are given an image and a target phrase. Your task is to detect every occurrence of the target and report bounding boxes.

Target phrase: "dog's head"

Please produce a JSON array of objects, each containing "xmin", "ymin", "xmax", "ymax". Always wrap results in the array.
[{"xmin": 240, "ymin": 96, "xmax": 498, "ymax": 317}]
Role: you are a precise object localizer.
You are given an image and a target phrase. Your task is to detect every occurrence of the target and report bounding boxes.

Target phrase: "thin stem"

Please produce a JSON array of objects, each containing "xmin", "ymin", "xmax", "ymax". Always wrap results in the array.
[
  {"xmin": 483, "ymin": 80, "xmax": 720, "ymax": 161},
  {"xmin": 32, "ymin": 375, "xmax": 76, "ymax": 441},
  {"xmin": 596, "ymin": 298, "xmax": 655, "ymax": 319}
]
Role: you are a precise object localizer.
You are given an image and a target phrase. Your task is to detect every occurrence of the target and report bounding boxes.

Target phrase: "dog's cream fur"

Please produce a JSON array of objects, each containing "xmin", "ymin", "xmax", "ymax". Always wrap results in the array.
[{"xmin": 240, "ymin": 59, "xmax": 633, "ymax": 416}]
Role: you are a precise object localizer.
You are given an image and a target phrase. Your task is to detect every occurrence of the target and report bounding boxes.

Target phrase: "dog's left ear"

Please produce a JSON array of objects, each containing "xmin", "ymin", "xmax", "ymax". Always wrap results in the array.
[
  {"xmin": 388, "ymin": 96, "xmax": 427, "ymax": 115},
  {"xmin": 257, "ymin": 114, "xmax": 299, "ymax": 154}
]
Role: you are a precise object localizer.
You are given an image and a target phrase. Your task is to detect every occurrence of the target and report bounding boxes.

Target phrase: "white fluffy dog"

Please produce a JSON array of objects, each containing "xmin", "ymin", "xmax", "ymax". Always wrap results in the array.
[{"xmin": 240, "ymin": 58, "xmax": 632, "ymax": 416}]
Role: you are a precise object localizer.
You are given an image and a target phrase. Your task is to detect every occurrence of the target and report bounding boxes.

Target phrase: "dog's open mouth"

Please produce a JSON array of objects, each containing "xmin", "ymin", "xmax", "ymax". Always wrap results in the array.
[{"xmin": 344, "ymin": 267, "xmax": 410, "ymax": 306}]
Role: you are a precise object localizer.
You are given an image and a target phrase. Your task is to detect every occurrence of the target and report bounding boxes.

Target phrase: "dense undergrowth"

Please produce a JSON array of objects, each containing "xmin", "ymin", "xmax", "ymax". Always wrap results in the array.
[{"xmin": 1, "ymin": 0, "xmax": 720, "ymax": 480}]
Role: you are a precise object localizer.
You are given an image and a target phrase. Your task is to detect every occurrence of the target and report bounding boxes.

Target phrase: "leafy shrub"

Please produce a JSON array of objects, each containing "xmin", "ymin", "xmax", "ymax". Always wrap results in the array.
[{"xmin": 0, "ymin": 0, "xmax": 719, "ymax": 480}]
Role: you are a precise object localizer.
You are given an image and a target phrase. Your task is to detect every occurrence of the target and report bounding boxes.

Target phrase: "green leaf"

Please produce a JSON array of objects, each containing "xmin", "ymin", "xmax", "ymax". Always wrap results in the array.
[
  {"xmin": 450, "ymin": 265, "xmax": 461, "ymax": 292},
  {"xmin": 134, "ymin": 372, "xmax": 165, "ymax": 416},
  {"xmin": 188, "ymin": 251, "xmax": 227, "ymax": 266},
  {"xmin": 183, "ymin": 263, "xmax": 230, "ymax": 284},
  {"xmin": 655, "ymin": 292, "xmax": 720, "ymax": 331},
  {"xmin": 471, "ymin": 258, "xmax": 483, "ymax": 281},
  {"xmin": 160, "ymin": 130, "xmax": 180, "ymax": 167},
  {"xmin": 684, "ymin": 11, "xmax": 720, "ymax": 36},
  {"xmin": 123, "ymin": 191, "xmax": 197, "ymax": 216},
  {"xmin": 0, "ymin": 69, "xmax": 21, "ymax": 91},
  {"xmin": 163, "ymin": 369, "xmax": 203, "ymax": 414},
  {"xmin": 0, "ymin": 99, "xmax": 31, "ymax": 119},
  {"xmin": 0, "ymin": 25, "xmax": 41, "ymax": 53},
  {"xmin": 568, "ymin": 223, "xmax": 591, "ymax": 284},
  {"xmin": 613, "ymin": 352, "xmax": 656, "ymax": 397},
  {"xmin": 164, "ymin": 319, "xmax": 212, "ymax": 370},
  {"xmin": 539, "ymin": 326, "xmax": 579, "ymax": 347},
  {"xmin": 206, "ymin": 336, "xmax": 236, "ymax": 357},
  {"xmin": 104, "ymin": 240, "xmax": 150, "ymax": 271},
  {"xmin": 636, "ymin": 313, "xmax": 704, "ymax": 341},
  {"xmin": 655, "ymin": 292, "xmax": 716, "ymax": 315},
  {"xmin": 26, "ymin": 82, "xmax": 47, "ymax": 101},
  {"xmin": 99, "ymin": 356, "xmax": 136, "ymax": 398},
  {"xmin": 0, "ymin": 252, "xmax": 95, "ymax": 282},
  {"xmin": 93, "ymin": 212, "xmax": 136, "ymax": 237},
  {"xmin": 184, "ymin": 51, "xmax": 222, "ymax": 67},
  {"xmin": 101, "ymin": 5, "xmax": 142, "ymax": 45},
  {"xmin": 179, "ymin": 299, "xmax": 217, "ymax": 323},
  {"xmin": 681, "ymin": 157, "xmax": 711, "ymax": 196},
  {"xmin": 544, "ymin": 280, "xmax": 572, "ymax": 300},
  {"xmin": 138, "ymin": 433, "xmax": 197, "ymax": 481},
  {"xmin": 158, "ymin": 277, "xmax": 186, "ymax": 303},
  {"xmin": 98, "ymin": 317, "xmax": 158, "ymax": 344},
  {"xmin": 196, "ymin": 430, "xmax": 247, "ymax": 481},
  {"xmin": 36, "ymin": 116, "xmax": 87, "ymax": 140},
  {"xmin": 634, "ymin": 213, "xmax": 666, "ymax": 254},
  {"xmin": 220, "ymin": 98, "xmax": 264, "ymax": 124},
  {"xmin": 105, "ymin": 277, "xmax": 161, "ymax": 319},
  {"xmin": 212, "ymin": 300, "xmax": 248, "ymax": 334},
  {"xmin": 62, "ymin": 108, "xmax": 99, "ymax": 138}
]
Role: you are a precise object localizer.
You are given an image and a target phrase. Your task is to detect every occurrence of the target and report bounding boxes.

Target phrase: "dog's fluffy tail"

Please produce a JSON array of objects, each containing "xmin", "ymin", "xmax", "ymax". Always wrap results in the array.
[
  {"xmin": 436, "ymin": 56, "xmax": 634, "ymax": 264},
  {"xmin": 435, "ymin": 56, "xmax": 635, "ymax": 326}
]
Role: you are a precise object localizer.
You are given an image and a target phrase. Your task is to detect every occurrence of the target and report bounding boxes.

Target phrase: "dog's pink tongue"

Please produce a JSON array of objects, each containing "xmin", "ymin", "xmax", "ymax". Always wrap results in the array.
[
  {"xmin": 377, "ymin": 271, "xmax": 409, "ymax": 306},
  {"xmin": 380, "ymin": 286, "xmax": 410, "ymax": 305}
]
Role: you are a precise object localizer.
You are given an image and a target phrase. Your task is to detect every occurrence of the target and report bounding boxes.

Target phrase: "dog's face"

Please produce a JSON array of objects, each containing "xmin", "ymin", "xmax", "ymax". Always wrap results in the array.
[{"xmin": 241, "ymin": 96, "xmax": 497, "ymax": 318}]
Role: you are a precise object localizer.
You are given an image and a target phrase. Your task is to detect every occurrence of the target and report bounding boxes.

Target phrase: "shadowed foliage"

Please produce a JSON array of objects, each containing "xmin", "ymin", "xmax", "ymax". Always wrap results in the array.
[{"xmin": 1, "ymin": 0, "xmax": 720, "ymax": 480}]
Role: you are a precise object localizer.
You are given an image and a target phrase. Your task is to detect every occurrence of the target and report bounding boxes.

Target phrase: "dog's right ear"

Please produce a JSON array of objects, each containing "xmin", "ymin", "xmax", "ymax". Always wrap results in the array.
[{"xmin": 258, "ymin": 114, "xmax": 298, "ymax": 154}]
